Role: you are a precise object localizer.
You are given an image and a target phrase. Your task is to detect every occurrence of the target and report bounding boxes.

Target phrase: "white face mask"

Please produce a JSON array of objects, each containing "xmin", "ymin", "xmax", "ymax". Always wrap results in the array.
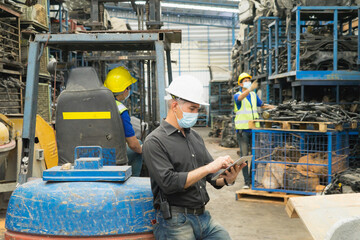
[
  {"xmin": 124, "ymin": 91, "xmax": 131, "ymax": 101},
  {"xmin": 243, "ymin": 81, "xmax": 251, "ymax": 89},
  {"xmin": 174, "ymin": 102, "xmax": 198, "ymax": 129}
]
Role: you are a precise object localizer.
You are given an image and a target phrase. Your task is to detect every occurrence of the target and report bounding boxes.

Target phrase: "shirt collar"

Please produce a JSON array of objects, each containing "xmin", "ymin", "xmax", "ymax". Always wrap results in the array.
[{"xmin": 161, "ymin": 120, "xmax": 191, "ymax": 136}]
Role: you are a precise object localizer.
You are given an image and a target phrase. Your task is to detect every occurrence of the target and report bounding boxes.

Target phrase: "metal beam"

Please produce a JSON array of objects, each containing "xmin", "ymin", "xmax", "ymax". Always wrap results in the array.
[
  {"xmin": 155, "ymin": 41, "xmax": 167, "ymax": 120},
  {"xmin": 84, "ymin": 55, "xmax": 157, "ymax": 61},
  {"xmin": 295, "ymin": 9, "xmax": 300, "ymax": 71},
  {"xmin": 19, "ymin": 42, "xmax": 41, "ymax": 184},
  {"xmin": 33, "ymin": 31, "xmax": 181, "ymax": 51},
  {"xmin": 292, "ymin": 6, "xmax": 360, "ymax": 11},
  {"xmin": 166, "ymin": 50, "xmax": 173, "ymax": 84},
  {"xmin": 333, "ymin": 9, "xmax": 338, "ymax": 71},
  {"xmin": 35, "ymin": 32, "xmax": 162, "ymax": 43}
]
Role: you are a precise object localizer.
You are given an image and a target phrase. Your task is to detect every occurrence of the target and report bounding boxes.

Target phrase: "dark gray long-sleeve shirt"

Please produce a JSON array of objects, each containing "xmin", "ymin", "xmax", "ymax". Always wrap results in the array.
[{"xmin": 143, "ymin": 120, "xmax": 222, "ymax": 209}]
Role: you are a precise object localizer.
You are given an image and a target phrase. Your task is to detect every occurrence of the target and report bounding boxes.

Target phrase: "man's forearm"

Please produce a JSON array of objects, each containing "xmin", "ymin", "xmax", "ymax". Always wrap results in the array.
[
  {"xmin": 184, "ymin": 156, "xmax": 234, "ymax": 189},
  {"xmin": 184, "ymin": 165, "xmax": 215, "ymax": 189},
  {"xmin": 237, "ymin": 89, "xmax": 251, "ymax": 102},
  {"xmin": 185, "ymin": 167, "xmax": 227, "ymax": 189},
  {"xmin": 261, "ymin": 104, "xmax": 275, "ymax": 110},
  {"xmin": 216, "ymin": 178, "xmax": 226, "ymax": 187},
  {"xmin": 126, "ymin": 136, "xmax": 142, "ymax": 154}
]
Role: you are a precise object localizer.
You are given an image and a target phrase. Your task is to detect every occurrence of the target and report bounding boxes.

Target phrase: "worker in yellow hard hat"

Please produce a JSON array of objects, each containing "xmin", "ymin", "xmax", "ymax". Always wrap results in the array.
[
  {"xmin": 104, "ymin": 66, "xmax": 143, "ymax": 176},
  {"xmin": 234, "ymin": 72, "xmax": 275, "ymax": 189}
]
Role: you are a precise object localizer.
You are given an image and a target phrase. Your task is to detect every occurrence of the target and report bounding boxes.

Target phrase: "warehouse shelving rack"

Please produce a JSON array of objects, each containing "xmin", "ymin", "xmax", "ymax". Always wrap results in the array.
[
  {"xmin": 0, "ymin": 3, "xmax": 23, "ymax": 114},
  {"xmin": 243, "ymin": 17, "xmax": 279, "ymax": 80},
  {"xmin": 208, "ymin": 80, "xmax": 232, "ymax": 127},
  {"xmin": 195, "ymin": 113, "xmax": 209, "ymax": 127},
  {"xmin": 241, "ymin": 17, "xmax": 288, "ymax": 105},
  {"xmin": 268, "ymin": 6, "xmax": 360, "ymax": 105},
  {"xmin": 209, "ymin": 80, "xmax": 232, "ymax": 115}
]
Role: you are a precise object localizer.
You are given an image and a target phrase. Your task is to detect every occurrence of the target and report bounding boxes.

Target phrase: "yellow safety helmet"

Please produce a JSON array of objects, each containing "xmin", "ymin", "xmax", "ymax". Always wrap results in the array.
[
  {"xmin": 104, "ymin": 66, "xmax": 137, "ymax": 93},
  {"xmin": 237, "ymin": 72, "xmax": 252, "ymax": 85}
]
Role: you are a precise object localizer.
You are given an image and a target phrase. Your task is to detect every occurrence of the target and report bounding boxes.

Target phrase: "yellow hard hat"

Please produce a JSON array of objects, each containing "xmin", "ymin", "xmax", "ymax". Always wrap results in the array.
[
  {"xmin": 238, "ymin": 72, "xmax": 252, "ymax": 85},
  {"xmin": 104, "ymin": 66, "xmax": 137, "ymax": 93}
]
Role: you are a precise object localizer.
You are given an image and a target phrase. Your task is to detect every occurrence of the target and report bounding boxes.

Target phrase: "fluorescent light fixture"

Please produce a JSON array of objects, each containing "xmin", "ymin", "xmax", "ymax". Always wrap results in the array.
[
  {"xmin": 162, "ymin": 2, "xmax": 239, "ymax": 13},
  {"xmin": 123, "ymin": 1, "xmax": 238, "ymax": 13}
]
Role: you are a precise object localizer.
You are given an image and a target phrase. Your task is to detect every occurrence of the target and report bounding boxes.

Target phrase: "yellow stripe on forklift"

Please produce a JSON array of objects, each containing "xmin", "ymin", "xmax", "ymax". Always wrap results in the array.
[{"xmin": 63, "ymin": 112, "xmax": 111, "ymax": 120}]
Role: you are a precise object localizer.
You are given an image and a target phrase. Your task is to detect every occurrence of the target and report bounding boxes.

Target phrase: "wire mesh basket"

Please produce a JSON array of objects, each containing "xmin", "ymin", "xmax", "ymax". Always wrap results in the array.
[{"xmin": 251, "ymin": 130, "xmax": 349, "ymax": 195}]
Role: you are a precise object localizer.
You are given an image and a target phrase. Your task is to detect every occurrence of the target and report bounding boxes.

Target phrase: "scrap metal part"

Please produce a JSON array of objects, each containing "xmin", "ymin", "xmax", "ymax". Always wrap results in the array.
[
  {"xmin": 325, "ymin": 168, "xmax": 360, "ymax": 194},
  {"xmin": 238, "ymin": 0, "xmax": 360, "ymax": 24},
  {"xmin": 263, "ymin": 100, "xmax": 360, "ymax": 125}
]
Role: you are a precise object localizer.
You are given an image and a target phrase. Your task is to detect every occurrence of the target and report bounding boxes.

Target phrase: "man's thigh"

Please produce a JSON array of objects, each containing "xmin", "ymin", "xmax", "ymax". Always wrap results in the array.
[
  {"xmin": 201, "ymin": 211, "xmax": 231, "ymax": 240},
  {"xmin": 154, "ymin": 211, "xmax": 196, "ymax": 240}
]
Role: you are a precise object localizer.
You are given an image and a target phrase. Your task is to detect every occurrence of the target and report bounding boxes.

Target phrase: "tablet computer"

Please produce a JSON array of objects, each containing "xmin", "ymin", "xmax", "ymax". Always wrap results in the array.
[{"xmin": 211, "ymin": 155, "xmax": 252, "ymax": 181}]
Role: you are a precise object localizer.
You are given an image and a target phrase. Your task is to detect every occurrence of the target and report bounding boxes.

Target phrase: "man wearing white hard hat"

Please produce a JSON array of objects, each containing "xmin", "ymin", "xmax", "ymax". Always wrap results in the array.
[{"xmin": 143, "ymin": 75, "xmax": 245, "ymax": 240}]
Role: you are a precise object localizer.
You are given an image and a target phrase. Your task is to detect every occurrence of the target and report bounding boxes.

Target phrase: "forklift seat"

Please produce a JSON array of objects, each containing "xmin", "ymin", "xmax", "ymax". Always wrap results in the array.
[{"xmin": 56, "ymin": 67, "xmax": 128, "ymax": 165}]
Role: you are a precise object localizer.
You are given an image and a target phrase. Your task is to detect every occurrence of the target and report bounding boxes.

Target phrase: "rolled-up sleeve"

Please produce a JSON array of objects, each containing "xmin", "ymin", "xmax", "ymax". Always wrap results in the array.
[
  {"xmin": 143, "ymin": 137, "xmax": 188, "ymax": 195},
  {"xmin": 200, "ymin": 138, "xmax": 223, "ymax": 189}
]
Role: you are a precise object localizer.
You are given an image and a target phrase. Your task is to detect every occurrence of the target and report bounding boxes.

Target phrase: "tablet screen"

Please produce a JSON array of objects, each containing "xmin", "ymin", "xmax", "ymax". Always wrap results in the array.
[{"xmin": 211, "ymin": 155, "xmax": 252, "ymax": 181}]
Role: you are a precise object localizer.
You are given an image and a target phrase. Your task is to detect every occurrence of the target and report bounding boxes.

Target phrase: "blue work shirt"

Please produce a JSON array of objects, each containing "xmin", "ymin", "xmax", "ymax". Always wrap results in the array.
[
  {"xmin": 234, "ymin": 89, "xmax": 263, "ymax": 132},
  {"xmin": 120, "ymin": 109, "xmax": 135, "ymax": 138}
]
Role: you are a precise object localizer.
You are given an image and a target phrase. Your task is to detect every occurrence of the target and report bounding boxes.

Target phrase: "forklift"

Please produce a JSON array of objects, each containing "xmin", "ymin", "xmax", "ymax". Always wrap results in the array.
[{"xmin": 4, "ymin": 24, "xmax": 180, "ymax": 240}]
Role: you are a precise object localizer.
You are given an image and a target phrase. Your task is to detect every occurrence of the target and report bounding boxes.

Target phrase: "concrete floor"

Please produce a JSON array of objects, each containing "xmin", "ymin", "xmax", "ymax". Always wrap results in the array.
[{"xmin": 0, "ymin": 127, "xmax": 312, "ymax": 240}]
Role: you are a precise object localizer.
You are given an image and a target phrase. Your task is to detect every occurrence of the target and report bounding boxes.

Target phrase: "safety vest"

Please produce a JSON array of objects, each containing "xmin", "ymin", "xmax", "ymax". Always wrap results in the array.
[
  {"xmin": 234, "ymin": 91, "xmax": 260, "ymax": 129},
  {"xmin": 116, "ymin": 100, "xmax": 128, "ymax": 114}
]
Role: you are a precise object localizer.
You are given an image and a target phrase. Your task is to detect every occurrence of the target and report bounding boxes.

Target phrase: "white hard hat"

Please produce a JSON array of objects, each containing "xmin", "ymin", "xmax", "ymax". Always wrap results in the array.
[{"xmin": 165, "ymin": 75, "xmax": 209, "ymax": 106}]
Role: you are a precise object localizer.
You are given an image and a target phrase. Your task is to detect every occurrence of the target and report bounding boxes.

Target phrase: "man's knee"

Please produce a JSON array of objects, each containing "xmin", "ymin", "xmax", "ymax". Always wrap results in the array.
[{"xmin": 206, "ymin": 220, "xmax": 231, "ymax": 240}]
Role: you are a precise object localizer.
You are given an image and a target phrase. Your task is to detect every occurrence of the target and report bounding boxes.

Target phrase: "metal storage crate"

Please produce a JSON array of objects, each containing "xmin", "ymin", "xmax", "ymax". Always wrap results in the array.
[{"xmin": 252, "ymin": 129, "xmax": 349, "ymax": 195}]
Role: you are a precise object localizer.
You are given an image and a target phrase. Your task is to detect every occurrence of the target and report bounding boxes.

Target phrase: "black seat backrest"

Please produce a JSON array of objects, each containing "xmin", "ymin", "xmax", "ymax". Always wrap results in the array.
[{"xmin": 56, "ymin": 67, "xmax": 128, "ymax": 165}]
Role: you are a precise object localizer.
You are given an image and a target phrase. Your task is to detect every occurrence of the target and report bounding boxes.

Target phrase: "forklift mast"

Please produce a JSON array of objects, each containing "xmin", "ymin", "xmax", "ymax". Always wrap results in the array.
[{"xmin": 18, "ymin": 30, "xmax": 181, "ymax": 184}]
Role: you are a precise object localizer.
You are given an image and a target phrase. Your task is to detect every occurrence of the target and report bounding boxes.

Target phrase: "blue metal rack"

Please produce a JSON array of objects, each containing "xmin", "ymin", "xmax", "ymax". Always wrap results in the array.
[
  {"xmin": 209, "ymin": 81, "xmax": 232, "ymax": 115},
  {"xmin": 195, "ymin": 113, "xmax": 209, "ymax": 127},
  {"xmin": 49, "ymin": 0, "xmax": 69, "ymax": 67},
  {"xmin": 266, "ymin": 6, "xmax": 360, "ymax": 104},
  {"xmin": 242, "ymin": 17, "xmax": 279, "ymax": 78},
  {"xmin": 251, "ymin": 129, "xmax": 349, "ymax": 195},
  {"xmin": 349, "ymin": 131, "xmax": 360, "ymax": 168},
  {"xmin": 241, "ymin": 17, "xmax": 288, "ymax": 105}
]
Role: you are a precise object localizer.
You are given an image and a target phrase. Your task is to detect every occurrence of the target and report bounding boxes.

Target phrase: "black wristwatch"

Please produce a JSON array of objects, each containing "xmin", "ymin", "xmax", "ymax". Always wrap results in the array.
[{"xmin": 224, "ymin": 178, "xmax": 235, "ymax": 186}]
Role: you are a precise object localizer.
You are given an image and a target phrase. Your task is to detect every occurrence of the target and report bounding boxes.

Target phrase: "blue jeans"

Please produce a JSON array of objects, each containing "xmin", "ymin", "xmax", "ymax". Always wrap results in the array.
[
  {"xmin": 153, "ymin": 209, "xmax": 231, "ymax": 240},
  {"xmin": 126, "ymin": 140, "xmax": 143, "ymax": 177},
  {"xmin": 237, "ymin": 130, "xmax": 252, "ymax": 185}
]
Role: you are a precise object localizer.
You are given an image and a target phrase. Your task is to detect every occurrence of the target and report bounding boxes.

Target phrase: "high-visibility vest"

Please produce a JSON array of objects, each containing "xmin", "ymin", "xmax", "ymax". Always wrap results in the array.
[
  {"xmin": 116, "ymin": 100, "xmax": 128, "ymax": 114},
  {"xmin": 234, "ymin": 91, "xmax": 260, "ymax": 129}
]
